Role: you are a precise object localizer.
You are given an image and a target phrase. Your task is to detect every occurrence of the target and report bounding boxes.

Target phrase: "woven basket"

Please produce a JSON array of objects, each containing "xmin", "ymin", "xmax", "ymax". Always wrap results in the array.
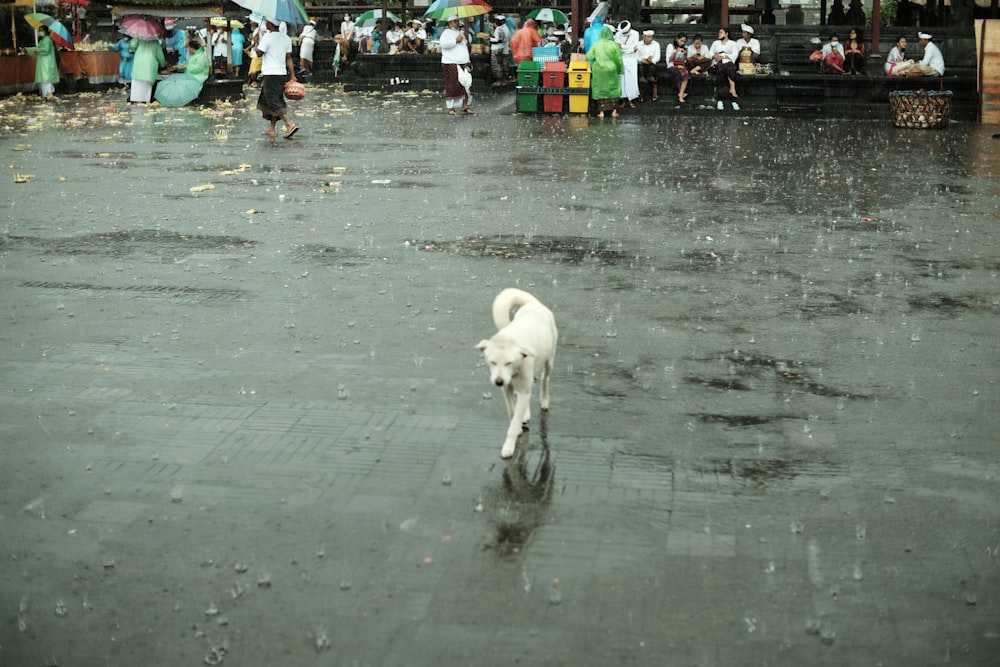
[{"xmin": 889, "ymin": 90, "xmax": 952, "ymax": 129}]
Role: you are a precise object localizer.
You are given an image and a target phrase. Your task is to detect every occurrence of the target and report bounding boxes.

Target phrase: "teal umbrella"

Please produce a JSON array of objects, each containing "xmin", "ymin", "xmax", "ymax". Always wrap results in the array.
[{"xmin": 155, "ymin": 74, "xmax": 203, "ymax": 107}]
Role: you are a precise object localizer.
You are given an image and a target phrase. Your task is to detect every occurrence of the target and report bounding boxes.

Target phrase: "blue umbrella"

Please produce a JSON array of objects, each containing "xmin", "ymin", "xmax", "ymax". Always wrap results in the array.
[{"xmin": 230, "ymin": 0, "xmax": 309, "ymax": 26}]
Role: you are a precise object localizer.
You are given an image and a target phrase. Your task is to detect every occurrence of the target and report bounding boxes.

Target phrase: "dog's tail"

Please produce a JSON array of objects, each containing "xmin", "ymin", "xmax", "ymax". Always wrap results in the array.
[{"xmin": 492, "ymin": 288, "xmax": 540, "ymax": 329}]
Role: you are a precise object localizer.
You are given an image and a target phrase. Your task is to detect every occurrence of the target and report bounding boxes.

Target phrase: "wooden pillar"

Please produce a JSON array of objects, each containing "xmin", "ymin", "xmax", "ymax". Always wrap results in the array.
[
  {"xmin": 872, "ymin": 0, "xmax": 881, "ymax": 55},
  {"xmin": 820, "ymin": 0, "xmax": 827, "ymax": 25},
  {"xmin": 571, "ymin": 0, "xmax": 583, "ymax": 42},
  {"xmin": 722, "ymin": 0, "xmax": 729, "ymax": 26}
]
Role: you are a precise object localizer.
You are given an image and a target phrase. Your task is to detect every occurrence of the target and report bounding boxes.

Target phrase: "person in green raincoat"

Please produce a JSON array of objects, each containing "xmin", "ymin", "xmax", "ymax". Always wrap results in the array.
[
  {"xmin": 129, "ymin": 36, "xmax": 166, "ymax": 104},
  {"xmin": 175, "ymin": 40, "xmax": 210, "ymax": 84},
  {"xmin": 27, "ymin": 26, "xmax": 60, "ymax": 101},
  {"xmin": 586, "ymin": 25, "xmax": 624, "ymax": 118}
]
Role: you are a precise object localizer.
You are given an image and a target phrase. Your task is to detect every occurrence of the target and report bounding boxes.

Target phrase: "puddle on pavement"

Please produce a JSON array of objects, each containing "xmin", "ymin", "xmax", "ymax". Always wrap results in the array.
[
  {"xmin": 2, "ymin": 229, "xmax": 255, "ymax": 259},
  {"xmin": 482, "ymin": 415, "xmax": 555, "ymax": 560},
  {"xmin": 20, "ymin": 280, "xmax": 248, "ymax": 304},
  {"xmin": 686, "ymin": 351, "xmax": 870, "ymax": 400},
  {"xmin": 416, "ymin": 235, "xmax": 630, "ymax": 264},
  {"xmin": 291, "ymin": 244, "xmax": 370, "ymax": 267}
]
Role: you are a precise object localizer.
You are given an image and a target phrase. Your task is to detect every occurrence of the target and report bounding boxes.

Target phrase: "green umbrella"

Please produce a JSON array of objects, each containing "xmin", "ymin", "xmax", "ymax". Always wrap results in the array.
[
  {"xmin": 155, "ymin": 74, "xmax": 203, "ymax": 107},
  {"xmin": 526, "ymin": 8, "xmax": 570, "ymax": 24},
  {"xmin": 355, "ymin": 9, "xmax": 402, "ymax": 29}
]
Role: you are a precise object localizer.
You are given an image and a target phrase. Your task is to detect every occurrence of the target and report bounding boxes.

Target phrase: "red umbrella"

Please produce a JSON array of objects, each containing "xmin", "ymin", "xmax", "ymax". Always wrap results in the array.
[
  {"xmin": 58, "ymin": 0, "xmax": 90, "ymax": 6},
  {"xmin": 120, "ymin": 15, "xmax": 164, "ymax": 41}
]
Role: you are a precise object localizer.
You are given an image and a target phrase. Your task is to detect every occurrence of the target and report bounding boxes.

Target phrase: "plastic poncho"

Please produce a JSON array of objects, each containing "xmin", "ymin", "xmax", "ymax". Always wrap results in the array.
[
  {"xmin": 183, "ymin": 47, "xmax": 210, "ymax": 83},
  {"xmin": 110, "ymin": 37, "xmax": 134, "ymax": 81},
  {"xmin": 583, "ymin": 16, "xmax": 604, "ymax": 57},
  {"xmin": 131, "ymin": 39, "xmax": 166, "ymax": 84},
  {"xmin": 28, "ymin": 35, "xmax": 60, "ymax": 85},
  {"xmin": 586, "ymin": 26, "xmax": 623, "ymax": 101},
  {"xmin": 510, "ymin": 18, "xmax": 543, "ymax": 65},
  {"xmin": 231, "ymin": 28, "xmax": 245, "ymax": 66}
]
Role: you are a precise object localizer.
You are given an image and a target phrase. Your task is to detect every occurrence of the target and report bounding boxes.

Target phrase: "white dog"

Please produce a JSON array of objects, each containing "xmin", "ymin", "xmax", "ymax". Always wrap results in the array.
[{"xmin": 476, "ymin": 288, "xmax": 558, "ymax": 459}]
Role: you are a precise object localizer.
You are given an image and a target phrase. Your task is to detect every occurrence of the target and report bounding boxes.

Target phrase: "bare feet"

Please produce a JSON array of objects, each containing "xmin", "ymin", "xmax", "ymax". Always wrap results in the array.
[
  {"xmin": 597, "ymin": 110, "xmax": 604, "ymax": 118},
  {"xmin": 611, "ymin": 109, "xmax": 619, "ymax": 118}
]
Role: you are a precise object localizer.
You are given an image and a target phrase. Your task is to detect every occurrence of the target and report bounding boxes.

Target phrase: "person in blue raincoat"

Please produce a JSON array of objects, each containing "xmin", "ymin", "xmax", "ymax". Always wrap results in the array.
[
  {"xmin": 583, "ymin": 15, "xmax": 604, "ymax": 59},
  {"xmin": 26, "ymin": 26, "xmax": 59, "ymax": 100},
  {"xmin": 109, "ymin": 34, "xmax": 134, "ymax": 85},
  {"xmin": 231, "ymin": 27, "xmax": 245, "ymax": 78}
]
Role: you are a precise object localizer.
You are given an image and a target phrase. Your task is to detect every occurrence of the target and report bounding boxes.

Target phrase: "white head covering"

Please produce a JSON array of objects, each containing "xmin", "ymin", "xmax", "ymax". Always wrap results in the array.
[
  {"xmin": 741, "ymin": 24, "xmax": 754, "ymax": 34},
  {"xmin": 446, "ymin": 13, "xmax": 459, "ymax": 22},
  {"xmin": 918, "ymin": 32, "xmax": 932, "ymax": 40},
  {"xmin": 642, "ymin": 30, "xmax": 654, "ymax": 36},
  {"xmin": 617, "ymin": 20, "xmax": 631, "ymax": 33}
]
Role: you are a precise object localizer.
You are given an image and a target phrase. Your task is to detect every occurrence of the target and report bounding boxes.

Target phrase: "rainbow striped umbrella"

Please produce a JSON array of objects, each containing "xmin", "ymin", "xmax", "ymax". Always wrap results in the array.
[
  {"xmin": 422, "ymin": 0, "xmax": 493, "ymax": 21},
  {"xmin": 25, "ymin": 13, "xmax": 74, "ymax": 50}
]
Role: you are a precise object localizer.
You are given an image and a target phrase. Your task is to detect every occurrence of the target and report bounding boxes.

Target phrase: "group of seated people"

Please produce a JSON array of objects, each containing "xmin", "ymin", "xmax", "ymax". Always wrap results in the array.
[
  {"xmin": 331, "ymin": 14, "xmax": 450, "ymax": 64},
  {"xmin": 819, "ymin": 30, "xmax": 944, "ymax": 76}
]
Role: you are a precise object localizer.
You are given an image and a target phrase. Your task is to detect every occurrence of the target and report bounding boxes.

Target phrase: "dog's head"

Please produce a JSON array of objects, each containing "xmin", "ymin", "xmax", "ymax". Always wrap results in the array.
[{"xmin": 476, "ymin": 338, "xmax": 535, "ymax": 387}]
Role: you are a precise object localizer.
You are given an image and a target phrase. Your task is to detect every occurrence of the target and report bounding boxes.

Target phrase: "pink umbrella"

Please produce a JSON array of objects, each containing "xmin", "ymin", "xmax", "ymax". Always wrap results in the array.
[{"xmin": 120, "ymin": 15, "xmax": 164, "ymax": 41}]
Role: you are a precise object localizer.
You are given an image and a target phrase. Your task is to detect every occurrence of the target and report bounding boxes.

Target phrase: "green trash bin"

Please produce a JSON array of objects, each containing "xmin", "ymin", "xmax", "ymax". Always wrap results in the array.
[{"xmin": 517, "ymin": 61, "xmax": 540, "ymax": 113}]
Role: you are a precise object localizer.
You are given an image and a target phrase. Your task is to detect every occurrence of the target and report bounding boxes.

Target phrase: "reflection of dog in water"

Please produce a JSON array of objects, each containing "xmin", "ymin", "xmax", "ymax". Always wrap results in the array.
[
  {"xmin": 485, "ymin": 412, "xmax": 556, "ymax": 559},
  {"xmin": 476, "ymin": 288, "xmax": 558, "ymax": 459}
]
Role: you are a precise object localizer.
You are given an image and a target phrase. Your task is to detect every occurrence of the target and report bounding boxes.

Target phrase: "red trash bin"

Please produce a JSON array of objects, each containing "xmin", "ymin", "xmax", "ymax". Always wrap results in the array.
[{"xmin": 542, "ymin": 61, "xmax": 566, "ymax": 113}]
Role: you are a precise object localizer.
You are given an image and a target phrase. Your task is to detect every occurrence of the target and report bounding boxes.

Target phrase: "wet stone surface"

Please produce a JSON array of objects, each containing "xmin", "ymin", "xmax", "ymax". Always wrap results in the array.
[{"xmin": 1, "ymin": 86, "xmax": 998, "ymax": 666}]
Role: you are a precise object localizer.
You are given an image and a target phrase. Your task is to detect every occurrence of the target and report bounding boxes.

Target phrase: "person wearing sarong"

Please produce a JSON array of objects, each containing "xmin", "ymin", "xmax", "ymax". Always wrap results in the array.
[
  {"xmin": 255, "ymin": 18, "xmax": 299, "ymax": 139},
  {"xmin": 884, "ymin": 36, "xmax": 915, "ymax": 77},
  {"xmin": 26, "ymin": 26, "xmax": 59, "ymax": 101},
  {"xmin": 402, "ymin": 19, "xmax": 426, "ymax": 54},
  {"xmin": 636, "ymin": 30, "xmax": 660, "ymax": 102},
  {"xmin": 440, "ymin": 13, "xmax": 473, "ymax": 115},
  {"xmin": 708, "ymin": 27, "xmax": 738, "ymax": 100},
  {"xmin": 587, "ymin": 25, "xmax": 623, "ymax": 119},
  {"xmin": 912, "ymin": 32, "xmax": 944, "ymax": 76},
  {"xmin": 489, "ymin": 15, "xmax": 510, "ymax": 86},
  {"xmin": 666, "ymin": 34, "xmax": 690, "ymax": 104},
  {"xmin": 734, "ymin": 23, "xmax": 760, "ymax": 75},
  {"xmin": 615, "ymin": 21, "xmax": 640, "ymax": 108},
  {"xmin": 246, "ymin": 21, "xmax": 263, "ymax": 87},
  {"xmin": 821, "ymin": 34, "xmax": 845, "ymax": 75},
  {"xmin": 686, "ymin": 34, "xmax": 711, "ymax": 74},
  {"xmin": 297, "ymin": 20, "xmax": 317, "ymax": 75},
  {"xmin": 510, "ymin": 18, "xmax": 542, "ymax": 67},
  {"xmin": 129, "ymin": 37, "xmax": 165, "ymax": 104}
]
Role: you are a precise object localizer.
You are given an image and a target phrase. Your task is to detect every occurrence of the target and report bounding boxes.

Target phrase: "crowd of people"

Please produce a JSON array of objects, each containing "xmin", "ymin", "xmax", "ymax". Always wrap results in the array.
[{"xmin": 22, "ymin": 9, "xmax": 950, "ymax": 127}]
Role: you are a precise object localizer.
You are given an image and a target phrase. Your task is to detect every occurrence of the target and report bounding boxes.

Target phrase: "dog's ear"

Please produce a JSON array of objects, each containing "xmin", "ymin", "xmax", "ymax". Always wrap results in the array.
[
  {"xmin": 519, "ymin": 345, "xmax": 536, "ymax": 359},
  {"xmin": 475, "ymin": 339, "xmax": 490, "ymax": 351}
]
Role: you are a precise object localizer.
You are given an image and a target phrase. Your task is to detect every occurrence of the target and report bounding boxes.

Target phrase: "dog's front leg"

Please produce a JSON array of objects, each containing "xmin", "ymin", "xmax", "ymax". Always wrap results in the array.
[{"xmin": 501, "ymin": 390, "xmax": 531, "ymax": 459}]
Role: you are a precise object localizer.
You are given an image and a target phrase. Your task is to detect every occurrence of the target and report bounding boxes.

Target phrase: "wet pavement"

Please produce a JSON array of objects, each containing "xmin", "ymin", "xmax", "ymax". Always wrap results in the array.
[{"xmin": 1, "ymin": 86, "xmax": 999, "ymax": 666}]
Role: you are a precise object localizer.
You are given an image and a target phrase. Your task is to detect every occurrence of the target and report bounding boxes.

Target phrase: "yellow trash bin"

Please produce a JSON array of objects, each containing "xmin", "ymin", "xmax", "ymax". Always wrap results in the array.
[{"xmin": 568, "ymin": 61, "xmax": 591, "ymax": 114}]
